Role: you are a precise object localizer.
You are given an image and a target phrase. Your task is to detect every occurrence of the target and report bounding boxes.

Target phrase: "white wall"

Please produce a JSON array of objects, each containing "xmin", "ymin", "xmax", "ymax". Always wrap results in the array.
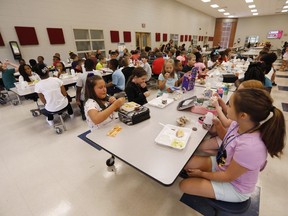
[
  {"xmin": 235, "ymin": 14, "xmax": 288, "ymax": 50},
  {"xmin": 0, "ymin": 0, "xmax": 215, "ymax": 65}
]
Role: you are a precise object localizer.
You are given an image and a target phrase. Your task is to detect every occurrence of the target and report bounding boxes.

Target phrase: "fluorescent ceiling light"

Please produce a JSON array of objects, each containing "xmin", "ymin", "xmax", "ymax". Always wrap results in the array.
[
  {"xmin": 228, "ymin": 15, "xmax": 235, "ymax": 18},
  {"xmin": 224, "ymin": 12, "xmax": 230, "ymax": 15},
  {"xmin": 218, "ymin": 9, "xmax": 225, "ymax": 12},
  {"xmin": 210, "ymin": 4, "xmax": 219, "ymax": 8},
  {"xmin": 201, "ymin": 0, "xmax": 211, "ymax": 2},
  {"xmin": 245, "ymin": 0, "xmax": 253, "ymax": 3},
  {"xmin": 282, "ymin": 9, "xmax": 288, "ymax": 12},
  {"xmin": 253, "ymin": 13, "xmax": 258, "ymax": 15},
  {"xmin": 248, "ymin": 5, "xmax": 256, "ymax": 8},
  {"xmin": 283, "ymin": 5, "xmax": 288, "ymax": 9},
  {"xmin": 251, "ymin": 9, "xmax": 257, "ymax": 12}
]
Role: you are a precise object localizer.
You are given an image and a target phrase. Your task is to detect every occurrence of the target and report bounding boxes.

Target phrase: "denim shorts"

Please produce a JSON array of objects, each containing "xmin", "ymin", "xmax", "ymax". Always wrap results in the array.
[{"xmin": 210, "ymin": 156, "xmax": 251, "ymax": 202}]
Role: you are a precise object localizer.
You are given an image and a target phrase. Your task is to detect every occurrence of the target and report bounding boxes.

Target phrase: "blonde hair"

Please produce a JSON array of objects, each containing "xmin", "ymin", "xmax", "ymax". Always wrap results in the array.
[
  {"xmin": 239, "ymin": 80, "xmax": 264, "ymax": 89},
  {"xmin": 161, "ymin": 59, "xmax": 175, "ymax": 77}
]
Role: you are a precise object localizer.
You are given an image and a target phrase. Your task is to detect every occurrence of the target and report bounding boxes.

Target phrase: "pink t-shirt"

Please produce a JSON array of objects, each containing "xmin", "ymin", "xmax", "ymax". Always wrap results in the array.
[
  {"xmin": 216, "ymin": 121, "xmax": 267, "ymax": 194},
  {"xmin": 194, "ymin": 62, "xmax": 206, "ymax": 72}
]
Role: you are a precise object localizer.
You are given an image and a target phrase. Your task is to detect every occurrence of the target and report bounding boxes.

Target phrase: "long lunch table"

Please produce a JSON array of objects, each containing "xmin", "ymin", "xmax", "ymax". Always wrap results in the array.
[{"xmin": 82, "ymin": 87, "xmax": 232, "ymax": 186}]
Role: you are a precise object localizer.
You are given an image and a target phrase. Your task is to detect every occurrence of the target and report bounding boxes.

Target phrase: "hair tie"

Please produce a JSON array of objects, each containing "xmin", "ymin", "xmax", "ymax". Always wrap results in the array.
[{"xmin": 270, "ymin": 106, "xmax": 275, "ymax": 112}]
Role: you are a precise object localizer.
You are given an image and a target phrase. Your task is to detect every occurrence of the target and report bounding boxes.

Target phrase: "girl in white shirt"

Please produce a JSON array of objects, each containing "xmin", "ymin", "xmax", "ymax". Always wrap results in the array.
[
  {"xmin": 84, "ymin": 75, "xmax": 125, "ymax": 130},
  {"xmin": 35, "ymin": 64, "xmax": 74, "ymax": 126}
]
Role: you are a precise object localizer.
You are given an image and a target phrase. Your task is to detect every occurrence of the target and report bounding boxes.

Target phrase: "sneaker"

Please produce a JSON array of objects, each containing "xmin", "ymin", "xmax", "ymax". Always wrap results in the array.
[
  {"xmin": 272, "ymin": 82, "xmax": 277, "ymax": 86},
  {"xmin": 46, "ymin": 117, "xmax": 54, "ymax": 126}
]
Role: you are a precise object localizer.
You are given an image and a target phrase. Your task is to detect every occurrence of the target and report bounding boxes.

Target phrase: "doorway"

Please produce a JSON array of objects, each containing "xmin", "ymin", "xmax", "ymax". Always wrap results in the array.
[{"xmin": 135, "ymin": 32, "xmax": 151, "ymax": 50}]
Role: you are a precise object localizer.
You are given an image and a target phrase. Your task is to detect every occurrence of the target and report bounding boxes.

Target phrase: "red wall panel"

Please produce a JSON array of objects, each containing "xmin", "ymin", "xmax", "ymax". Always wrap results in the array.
[
  {"xmin": 163, "ymin": 33, "xmax": 167, "ymax": 42},
  {"xmin": 110, "ymin": 31, "xmax": 120, "ymax": 43},
  {"xmin": 180, "ymin": 35, "xmax": 184, "ymax": 42},
  {"xmin": 47, "ymin": 28, "xmax": 65, "ymax": 44},
  {"xmin": 123, "ymin": 31, "xmax": 131, "ymax": 42},
  {"xmin": 155, "ymin": 33, "xmax": 161, "ymax": 42},
  {"xmin": 0, "ymin": 33, "xmax": 4, "ymax": 46},
  {"xmin": 15, "ymin": 26, "xmax": 39, "ymax": 45}
]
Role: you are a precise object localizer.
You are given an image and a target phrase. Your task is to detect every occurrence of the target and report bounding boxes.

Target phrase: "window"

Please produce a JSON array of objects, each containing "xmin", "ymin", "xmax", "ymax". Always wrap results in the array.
[
  {"xmin": 220, "ymin": 22, "xmax": 232, "ymax": 49},
  {"xmin": 73, "ymin": 29, "xmax": 105, "ymax": 58}
]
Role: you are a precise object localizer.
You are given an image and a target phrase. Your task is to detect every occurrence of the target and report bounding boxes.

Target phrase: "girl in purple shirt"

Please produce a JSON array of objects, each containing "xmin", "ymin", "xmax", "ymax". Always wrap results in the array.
[{"xmin": 180, "ymin": 88, "xmax": 286, "ymax": 202}]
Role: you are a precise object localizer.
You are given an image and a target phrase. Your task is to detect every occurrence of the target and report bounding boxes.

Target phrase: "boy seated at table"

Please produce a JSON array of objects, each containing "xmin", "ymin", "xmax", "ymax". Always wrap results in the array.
[
  {"xmin": 182, "ymin": 54, "xmax": 196, "ymax": 73},
  {"xmin": 106, "ymin": 59, "xmax": 125, "ymax": 96},
  {"xmin": 96, "ymin": 55, "xmax": 106, "ymax": 70}
]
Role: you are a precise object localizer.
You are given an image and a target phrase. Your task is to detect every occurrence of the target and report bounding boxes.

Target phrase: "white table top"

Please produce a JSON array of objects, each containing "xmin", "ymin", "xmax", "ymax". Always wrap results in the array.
[
  {"xmin": 86, "ymin": 87, "xmax": 232, "ymax": 186},
  {"xmin": 10, "ymin": 74, "xmax": 80, "ymax": 96}
]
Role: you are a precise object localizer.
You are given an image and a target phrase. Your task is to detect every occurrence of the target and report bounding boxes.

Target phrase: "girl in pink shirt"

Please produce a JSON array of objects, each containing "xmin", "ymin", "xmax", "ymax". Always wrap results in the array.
[{"xmin": 180, "ymin": 88, "xmax": 286, "ymax": 202}]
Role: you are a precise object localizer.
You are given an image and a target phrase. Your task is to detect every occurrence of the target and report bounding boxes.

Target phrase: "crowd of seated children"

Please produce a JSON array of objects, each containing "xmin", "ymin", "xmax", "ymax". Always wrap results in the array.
[
  {"xmin": 180, "ymin": 87, "xmax": 286, "ymax": 203},
  {"xmin": 157, "ymin": 59, "xmax": 182, "ymax": 96},
  {"xmin": 152, "ymin": 52, "xmax": 165, "ymax": 75},
  {"xmin": 76, "ymin": 59, "xmax": 102, "ymax": 120},
  {"xmin": 0, "ymin": 59, "xmax": 19, "ymax": 90},
  {"xmin": 96, "ymin": 55, "xmax": 106, "ymax": 70},
  {"xmin": 125, "ymin": 67, "xmax": 150, "ymax": 105},
  {"xmin": 84, "ymin": 75, "xmax": 125, "ymax": 130},
  {"xmin": 106, "ymin": 59, "xmax": 125, "ymax": 96},
  {"xmin": 34, "ymin": 64, "xmax": 74, "ymax": 126}
]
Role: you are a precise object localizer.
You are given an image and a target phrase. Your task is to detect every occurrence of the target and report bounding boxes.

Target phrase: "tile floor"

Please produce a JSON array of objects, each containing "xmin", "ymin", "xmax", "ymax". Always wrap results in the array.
[{"xmin": 0, "ymin": 70, "xmax": 288, "ymax": 216}]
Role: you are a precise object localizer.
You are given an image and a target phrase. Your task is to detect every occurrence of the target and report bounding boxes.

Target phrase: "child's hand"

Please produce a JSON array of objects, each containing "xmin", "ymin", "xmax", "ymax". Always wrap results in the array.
[
  {"xmin": 212, "ymin": 117, "xmax": 221, "ymax": 126},
  {"xmin": 164, "ymin": 72, "xmax": 170, "ymax": 79},
  {"xmin": 186, "ymin": 168, "xmax": 203, "ymax": 177},
  {"xmin": 144, "ymin": 91, "xmax": 150, "ymax": 97},
  {"xmin": 140, "ymin": 82, "xmax": 147, "ymax": 88},
  {"xmin": 108, "ymin": 96, "xmax": 116, "ymax": 104},
  {"xmin": 113, "ymin": 97, "xmax": 125, "ymax": 109},
  {"xmin": 211, "ymin": 96, "xmax": 220, "ymax": 108},
  {"xmin": 166, "ymin": 87, "xmax": 173, "ymax": 93}
]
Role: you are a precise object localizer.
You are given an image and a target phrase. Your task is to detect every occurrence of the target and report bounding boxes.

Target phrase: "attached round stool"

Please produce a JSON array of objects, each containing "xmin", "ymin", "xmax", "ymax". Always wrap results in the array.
[{"xmin": 180, "ymin": 194, "xmax": 252, "ymax": 216}]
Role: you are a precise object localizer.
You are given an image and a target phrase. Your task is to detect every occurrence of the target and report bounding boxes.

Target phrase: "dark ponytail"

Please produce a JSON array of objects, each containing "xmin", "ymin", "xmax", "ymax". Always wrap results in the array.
[{"xmin": 233, "ymin": 88, "xmax": 286, "ymax": 158}]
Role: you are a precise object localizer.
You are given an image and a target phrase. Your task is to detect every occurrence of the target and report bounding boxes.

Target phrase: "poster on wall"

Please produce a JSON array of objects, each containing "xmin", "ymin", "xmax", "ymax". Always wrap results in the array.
[
  {"xmin": 118, "ymin": 43, "xmax": 126, "ymax": 55},
  {"xmin": 267, "ymin": 30, "xmax": 283, "ymax": 39}
]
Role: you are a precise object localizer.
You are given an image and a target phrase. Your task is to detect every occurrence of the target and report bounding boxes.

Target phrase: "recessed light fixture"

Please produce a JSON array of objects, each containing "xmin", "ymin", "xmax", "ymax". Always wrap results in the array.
[
  {"xmin": 245, "ymin": 0, "xmax": 253, "ymax": 3},
  {"xmin": 228, "ymin": 15, "xmax": 235, "ymax": 18},
  {"xmin": 251, "ymin": 9, "xmax": 257, "ymax": 12},
  {"xmin": 218, "ymin": 9, "xmax": 225, "ymax": 12},
  {"xmin": 253, "ymin": 13, "xmax": 258, "ymax": 15},
  {"xmin": 248, "ymin": 5, "xmax": 256, "ymax": 8},
  {"xmin": 283, "ymin": 5, "xmax": 288, "ymax": 9},
  {"xmin": 223, "ymin": 12, "xmax": 230, "ymax": 15},
  {"xmin": 201, "ymin": 0, "xmax": 211, "ymax": 2},
  {"xmin": 211, "ymin": 4, "xmax": 219, "ymax": 8},
  {"xmin": 282, "ymin": 9, "xmax": 288, "ymax": 12},
  {"xmin": 286, "ymin": 1, "xmax": 288, "ymax": 3}
]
